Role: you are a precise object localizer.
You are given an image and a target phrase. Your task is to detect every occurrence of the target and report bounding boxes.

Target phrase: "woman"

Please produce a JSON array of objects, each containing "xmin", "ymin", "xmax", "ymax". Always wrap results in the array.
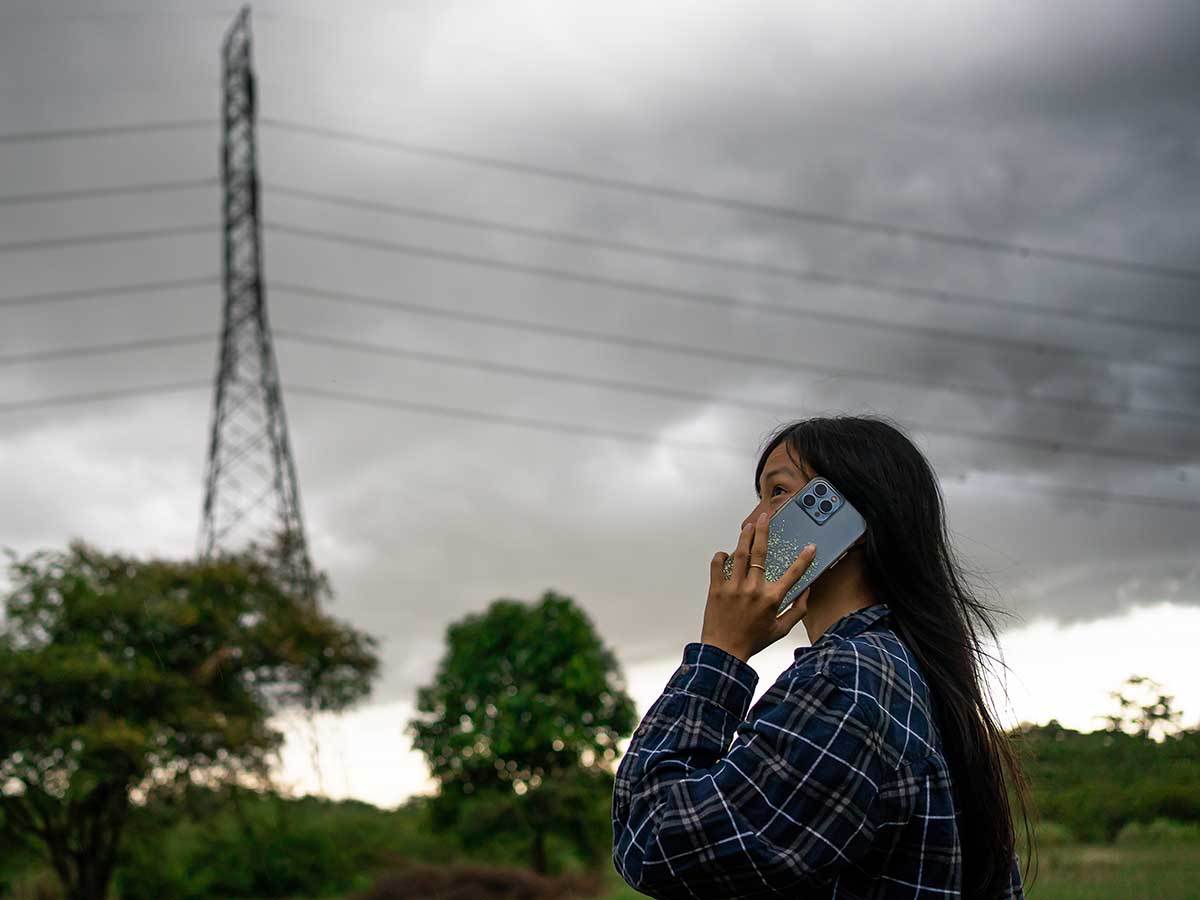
[{"xmin": 612, "ymin": 415, "xmax": 1036, "ymax": 898}]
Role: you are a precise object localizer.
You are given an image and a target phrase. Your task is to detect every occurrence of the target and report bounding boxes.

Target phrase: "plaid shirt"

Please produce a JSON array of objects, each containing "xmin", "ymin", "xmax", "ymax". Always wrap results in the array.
[{"xmin": 612, "ymin": 602, "xmax": 1024, "ymax": 898}]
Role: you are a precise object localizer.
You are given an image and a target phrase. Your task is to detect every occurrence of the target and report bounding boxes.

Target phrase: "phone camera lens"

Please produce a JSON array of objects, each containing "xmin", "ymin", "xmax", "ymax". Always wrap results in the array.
[
  {"xmin": 814, "ymin": 483, "xmax": 828, "ymax": 496},
  {"xmin": 819, "ymin": 499, "xmax": 833, "ymax": 513},
  {"xmin": 802, "ymin": 494, "xmax": 816, "ymax": 508}
]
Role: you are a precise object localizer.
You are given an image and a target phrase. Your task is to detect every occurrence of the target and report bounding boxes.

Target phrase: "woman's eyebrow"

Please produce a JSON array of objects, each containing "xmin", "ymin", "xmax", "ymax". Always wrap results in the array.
[{"xmin": 758, "ymin": 467, "xmax": 791, "ymax": 492}]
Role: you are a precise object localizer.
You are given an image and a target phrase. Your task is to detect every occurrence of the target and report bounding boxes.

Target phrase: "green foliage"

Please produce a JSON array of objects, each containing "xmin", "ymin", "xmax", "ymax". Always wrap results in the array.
[
  {"xmin": 1031, "ymin": 820, "xmax": 1077, "ymax": 846},
  {"xmin": 116, "ymin": 789, "xmax": 393, "ymax": 900},
  {"xmin": 1114, "ymin": 817, "xmax": 1200, "ymax": 845},
  {"xmin": 406, "ymin": 590, "xmax": 637, "ymax": 873},
  {"xmin": 1093, "ymin": 674, "xmax": 1186, "ymax": 742},
  {"xmin": 110, "ymin": 788, "xmax": 485, "ymax": 900},
  {"xmin": 2, "ymin": 867, "xmax": 64, "ymax": 900},
  {"xmin": 0, "ymin": 830, "xmax": 42, "ymax": 897},
  {"xmin": 427, "ymin": 767, "xmax": 617, "ymax": 875},
  {"xmin": 0, "ymin": 534, "xmax": 380, "ymax": 900},
  {"xmin": 349, "ymin": 861, "xmax": 602, "ymax": 900},
  {"xmin": 1007, "ymin": 843, "xmax": 1200, "ymax": 900},
  {"xmin": 1011, "ymin": 718, "xmax": 1200, "ymax": 843}
]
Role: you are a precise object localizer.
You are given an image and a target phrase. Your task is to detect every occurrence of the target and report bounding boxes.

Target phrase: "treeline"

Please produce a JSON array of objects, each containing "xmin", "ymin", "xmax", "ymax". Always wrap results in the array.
[
  {"xmin": 3, "ymin": 719, "xmax": 1198, "ymax": 899},
  {"xmin": 1009, "ymin": 719, "xmax": 1200, "ymax": 844},
  {"xmin": 1, "ymin": 786, "xmax": 604, "ymax": 900},
  {"xmin": 3, "ymin": 538, "xmax": 1198, "ymax": 900},
  {"xmin": 0, "ymin": 541, "xmax": 629, "ymax": 900}
]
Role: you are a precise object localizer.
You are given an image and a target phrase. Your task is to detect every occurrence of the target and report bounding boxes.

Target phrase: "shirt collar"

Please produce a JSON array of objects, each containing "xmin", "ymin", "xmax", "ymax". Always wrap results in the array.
[{"xmin": 795, "ymin": 602, "xmax": 892, "ymax": 658}]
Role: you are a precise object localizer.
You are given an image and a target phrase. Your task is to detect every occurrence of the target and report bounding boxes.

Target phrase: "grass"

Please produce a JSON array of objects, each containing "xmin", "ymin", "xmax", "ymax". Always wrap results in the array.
[
  {"xmin": 595, "ymin": 867, "xmax": 645, "ymax": 900},
  {"xmin": 1020, "ymin": 843, "xmax": 1200, "ymax": 899},
  {"xmin": 595, "ymin": 843, "xmax": 1200, "ymax": 899},
  {"xmin": 6, "ymin": 842, "xmax": 1198, "ymax": 900}
]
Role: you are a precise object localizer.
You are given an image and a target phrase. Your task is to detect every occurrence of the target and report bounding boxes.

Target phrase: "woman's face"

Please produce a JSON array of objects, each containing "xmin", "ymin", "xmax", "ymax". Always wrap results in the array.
[{"xmin": 742, "ymin": 442, "xmax": 818, "ymax": 531}]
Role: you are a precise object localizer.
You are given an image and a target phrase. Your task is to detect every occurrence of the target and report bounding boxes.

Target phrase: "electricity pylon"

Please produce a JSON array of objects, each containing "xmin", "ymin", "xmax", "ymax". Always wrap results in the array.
[{"xmin": 198, "ymin": 5, "xmax": 316, "ymax": 609}]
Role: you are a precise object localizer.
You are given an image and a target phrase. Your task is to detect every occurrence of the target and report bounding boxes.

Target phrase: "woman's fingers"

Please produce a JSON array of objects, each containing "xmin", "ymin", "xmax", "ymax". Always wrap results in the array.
[
  {"xmin": 745, "ymin": 511, "xmax": 769, "ymax": 590},
  {"xmin": 710, "ymin": 551, "xmax": 730, "ymax": 588},
  {"xmin": 778, "ymin": 542, "xmax": 818, "ymax": 601},
  {"xmin": 729, "ymin": 520, "xmax": 755, "ymax": 583}
]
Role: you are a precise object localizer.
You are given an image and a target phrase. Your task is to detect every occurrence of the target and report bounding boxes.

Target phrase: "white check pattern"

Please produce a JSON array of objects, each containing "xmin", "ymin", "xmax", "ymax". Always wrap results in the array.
[{"xmin": 612, "ymin": 603, "xmax": 1025, "ymax": 899}]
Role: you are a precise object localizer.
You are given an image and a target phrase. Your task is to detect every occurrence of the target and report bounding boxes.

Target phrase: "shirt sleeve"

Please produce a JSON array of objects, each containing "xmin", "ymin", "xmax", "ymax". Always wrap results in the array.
[
  {"xmin": 612, "ymin": 642, "xmax": 886, "ymax": 899},
  {"xmin": 1003, "ymin": 850, "xmax": 1025, "ymax": 899}
]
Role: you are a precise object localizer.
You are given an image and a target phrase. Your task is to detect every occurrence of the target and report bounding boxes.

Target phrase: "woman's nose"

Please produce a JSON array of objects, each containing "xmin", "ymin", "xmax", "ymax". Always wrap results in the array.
[{"xmin": 742, "ymin": 506, "xmax": 766, "ymax": 530}]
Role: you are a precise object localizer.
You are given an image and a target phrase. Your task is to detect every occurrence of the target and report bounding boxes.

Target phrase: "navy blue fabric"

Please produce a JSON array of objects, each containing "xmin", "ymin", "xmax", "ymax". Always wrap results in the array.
[{"xmin": 612, "ymin": 603, "xmax": 1024, "ymax": 898}]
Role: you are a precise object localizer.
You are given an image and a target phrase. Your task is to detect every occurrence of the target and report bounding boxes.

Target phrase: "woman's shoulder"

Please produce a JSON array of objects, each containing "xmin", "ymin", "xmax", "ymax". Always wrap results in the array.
[
  {"xmin": 796, "ymin": 623, "xmax": 926, "ymax": 697},
  {"xmin": 797, "ymin": 628, "xmax": 943, "ymax": 771}
]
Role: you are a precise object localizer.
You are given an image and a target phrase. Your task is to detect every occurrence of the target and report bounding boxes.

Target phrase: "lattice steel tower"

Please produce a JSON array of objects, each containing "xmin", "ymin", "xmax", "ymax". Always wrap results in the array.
[{"xmin": 199, "ymin": 6, "xmax": 316, "ymax": 606}]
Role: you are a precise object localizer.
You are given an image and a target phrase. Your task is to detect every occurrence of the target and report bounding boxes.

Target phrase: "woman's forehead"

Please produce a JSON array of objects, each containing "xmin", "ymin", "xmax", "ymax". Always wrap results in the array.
[{"xmin": 763, "ymin": 443, "xmax": 814, "ymax": 479}]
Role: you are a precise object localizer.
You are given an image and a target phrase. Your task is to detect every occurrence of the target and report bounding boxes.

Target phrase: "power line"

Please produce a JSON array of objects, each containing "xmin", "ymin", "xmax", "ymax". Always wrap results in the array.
[
  {"xmin": 3, "ymin": 378, "xmax": 1193, "ymax": 511},
  {"xmin": 3, "ymin": 326, "xmax": 1190, "ymax": 468},
  {"xmin": 0, "ymin": 175, "xmax": 1187, "ymax": 364},
  {"xmin": 271, "ymin": 328, "xmax": 1193, "ymax": 468},
  {"xmin": 291, "ymin": 384, "xmax": 1196, "ymax": 512},
  {"xmin": 2, "ymin": 176, "xmax": 1183, "ymax": 343},
  {"xmin": 0, "ymin": 9, "xmax": 238, "ymax": 22},
  {"xmin": 0, "ymin": 379, "xmax": 210, "ymax": 413},
  {"xmin": 264, "ymin": 240, "xmax": 1199, "ymax": 428},
  {"xmin": 0, "ymin": 178, "xmax": 218, "ymax": 207},
  {"xmin": 0, "ymin": 8, "xmax": 331, "ymax": 26},
  {"xmin": 0, "ymin": 378, "xmax": 746, "ymax": 454},
  {"xmin": 0, "ymin": 119, "xmax": 216, "ymax": 144},
  {"xmin": 5, "ymin": 194, "xmax": 1191, "ymax": 382},
  {"xmin": 10, "ymin": 172, "xmax": 1192, "ymax": 344},
  {"xmin": 292, "ymin": 383, "xmax": 748, "ymax": 455},
  {"xmin": 0, "ymin": 276, "xmax": 220, "ymax": 310},
  {"xmin": 259, "ymin": 117, "xmax": 1200, "ymax": 284},
  {"xmin": 0, "ymin": 333, "xmax": 211, "ymax": 366},
  {"xmin": 0, "ymin": 223, "xmax": 212, "ymax": 255},
  {"xmin": 0, "ymin": 234, "xmax": 1189, "ymax": 465},
  {"xmin": 266, "ymin": 182, "xmax": 1200, "ymax": 349}
]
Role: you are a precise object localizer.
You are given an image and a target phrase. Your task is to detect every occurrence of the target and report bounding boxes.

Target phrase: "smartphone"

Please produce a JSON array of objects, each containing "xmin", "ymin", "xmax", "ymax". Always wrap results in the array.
[{"xmin": 723, "ymin": 475, "xmax": 867, "ymax": 616}]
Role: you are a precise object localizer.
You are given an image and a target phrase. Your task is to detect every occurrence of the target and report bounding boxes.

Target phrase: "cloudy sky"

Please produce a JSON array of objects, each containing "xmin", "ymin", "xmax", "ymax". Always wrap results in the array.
[{"xmin": 2, "ymin": 0, "xmax": 1198, "ymax": 806}]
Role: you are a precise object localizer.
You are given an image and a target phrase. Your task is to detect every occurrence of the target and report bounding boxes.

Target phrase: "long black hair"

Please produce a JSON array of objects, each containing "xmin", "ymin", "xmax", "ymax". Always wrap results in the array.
[{"xmin": 754, "ymin": 414, "xmax": 1037, "ymax": 898}]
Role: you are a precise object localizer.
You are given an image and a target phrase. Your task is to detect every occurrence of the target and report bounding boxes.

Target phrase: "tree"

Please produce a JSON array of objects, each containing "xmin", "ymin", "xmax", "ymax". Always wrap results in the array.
[
  {"xmin": 0, "ymin": 532, "xmax": 380, "ymax": 900},
  {"xmin": 1095, "ymin": 674, "xmax": 1186, "ymax": 741},
  {"xmin": 406, "ymin": 589, "xmax": 637, "ymax": 874}
]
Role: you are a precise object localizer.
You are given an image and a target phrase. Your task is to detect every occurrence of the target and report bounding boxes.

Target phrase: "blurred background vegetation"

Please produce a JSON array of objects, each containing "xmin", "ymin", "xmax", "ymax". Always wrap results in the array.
[{"xmin": 2, "ymin": 539, "xmax": 1198, "ymax": 900}]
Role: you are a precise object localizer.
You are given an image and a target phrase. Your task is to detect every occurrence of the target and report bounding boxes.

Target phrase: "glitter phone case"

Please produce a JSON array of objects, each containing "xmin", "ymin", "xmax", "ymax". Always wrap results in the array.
[{"xmin": 722, "ymin": 475, "xmax": 866, "ymax": 616}]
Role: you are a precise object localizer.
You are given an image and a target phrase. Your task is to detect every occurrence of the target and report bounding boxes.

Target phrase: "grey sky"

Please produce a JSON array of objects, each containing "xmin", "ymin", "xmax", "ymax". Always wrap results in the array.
[{"xmin": 2, "ymin": 0, "xmax": 1198, "ymax": 729}]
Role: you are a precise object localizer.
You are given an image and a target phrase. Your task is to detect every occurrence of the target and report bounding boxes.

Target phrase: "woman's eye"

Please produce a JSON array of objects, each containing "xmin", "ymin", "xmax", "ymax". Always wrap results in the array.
[{"xmin": 771, "ymin": 485, "xmax": 787, "ymax": 496}]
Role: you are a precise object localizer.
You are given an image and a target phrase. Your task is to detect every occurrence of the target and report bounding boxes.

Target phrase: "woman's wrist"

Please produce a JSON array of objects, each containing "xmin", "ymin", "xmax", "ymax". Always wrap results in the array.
[{"xmin": 698, "ymin": 636, "xmax": 751, "ymax": 663}]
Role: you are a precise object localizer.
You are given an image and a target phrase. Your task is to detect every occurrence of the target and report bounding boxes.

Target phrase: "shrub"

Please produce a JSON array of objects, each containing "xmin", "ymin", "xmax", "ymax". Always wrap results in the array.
[
  {"xmin": 115, "ymin": 790, "xmax": 439, "ymax": 900},
  {"xmin": 348, "ymin": 859, "xmax": 603, "ymax": 900},
  {"xmin": 4, "ymin": 868, "xmax": 64, "ymax": 900},
  {"xmin": 1114, "ymin": 817, "xmax": 1200, "ymax": 845},
  {"xmin": 1033, "ymin": 820, "xmax": 1076, "ymax": 846}
]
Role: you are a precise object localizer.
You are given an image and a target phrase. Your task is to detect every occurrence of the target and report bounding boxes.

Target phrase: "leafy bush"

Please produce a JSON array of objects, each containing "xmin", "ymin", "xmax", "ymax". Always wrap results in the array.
[
  {"xmin": 115, "ymin": 790, "xmax": 438, "ymax": 900},
  {"xmin": 1114, "ymin": 818, "xmax": 1200, "ymax": 845},
  {"xmin": 109, "ymin": 783, "xmax": 617, "ymax": 900},
  {"xmin": 1014, "ymin": 722, "xmax": 1200, "ymax": 843},
  {"xmin": 1032, "ymin": 821, "xmax": 1076, "ymax": 846},
  {"xmin": 3, "ymin": 868, "xmax": 63, "ymax": 900},
  {"xmin": 348, "ymin": 860, "xmax": 603, "ymax": 900}
]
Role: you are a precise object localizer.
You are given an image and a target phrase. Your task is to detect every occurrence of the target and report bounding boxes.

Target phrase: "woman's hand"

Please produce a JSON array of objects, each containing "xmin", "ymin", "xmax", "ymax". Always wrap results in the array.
[{"xmin": 701, "ymin": 510, "xmax": 816, "ymax": 663}]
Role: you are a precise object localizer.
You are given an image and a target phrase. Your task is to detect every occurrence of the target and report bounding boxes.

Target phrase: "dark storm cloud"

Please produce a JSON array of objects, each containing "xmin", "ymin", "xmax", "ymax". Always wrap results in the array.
[{"xmin": 1, "ymin": 1, "xmax": 1197, "ymax": 707}]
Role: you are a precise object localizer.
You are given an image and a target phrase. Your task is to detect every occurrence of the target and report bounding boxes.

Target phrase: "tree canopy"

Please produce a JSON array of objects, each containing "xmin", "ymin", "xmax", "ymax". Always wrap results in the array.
[
  {"xmin": 0, "ymin": 534, "xmax": 380, "ymax": 900},
  {"xmin": 407, "ymin": 589, "xmax": 637, "ymax": 873}
]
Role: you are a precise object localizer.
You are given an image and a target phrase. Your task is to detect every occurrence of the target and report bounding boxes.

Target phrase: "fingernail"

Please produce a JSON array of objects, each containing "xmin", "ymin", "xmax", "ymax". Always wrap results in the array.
[
  {"xmin": 805, "ymin": 543, "xmax": 816, "ymax": 552},
  {"xmin": 757, "ymin": 511, "xmax": 767, "ymax": 524}
]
